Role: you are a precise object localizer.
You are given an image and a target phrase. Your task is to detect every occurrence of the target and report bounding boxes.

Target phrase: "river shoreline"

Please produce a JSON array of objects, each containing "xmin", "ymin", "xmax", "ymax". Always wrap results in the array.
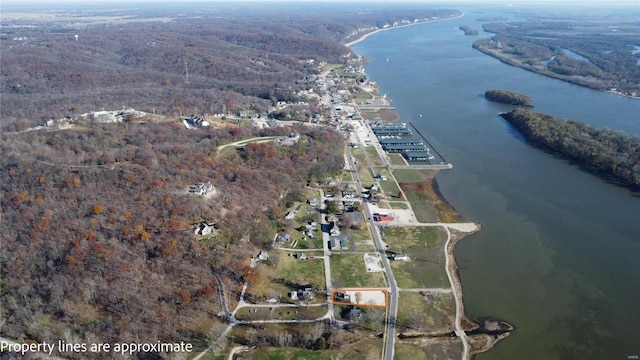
[
  {"xmin": 346, "ymin": 14, "xmax": 513, "ymax": 359},
  {"xmin": 344, "ymin": 13, "xmax": 464, "ymax": 48}
]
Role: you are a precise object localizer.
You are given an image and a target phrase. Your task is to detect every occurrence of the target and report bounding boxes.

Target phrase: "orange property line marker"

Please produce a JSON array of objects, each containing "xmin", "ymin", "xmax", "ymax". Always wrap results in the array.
[{"xmin": 331, "ymin": 288, "xmax": 388, "ymax": 308}]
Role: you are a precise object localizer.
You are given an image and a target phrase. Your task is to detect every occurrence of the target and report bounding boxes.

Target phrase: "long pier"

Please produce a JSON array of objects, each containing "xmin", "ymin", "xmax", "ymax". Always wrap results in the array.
[
  {"xmin": 390, "ymin": 163, "xmax": 453, "ymax": 170},
  {"xmin": 409, "ymin": 122, "xmax": 450, "ymax": 165}
]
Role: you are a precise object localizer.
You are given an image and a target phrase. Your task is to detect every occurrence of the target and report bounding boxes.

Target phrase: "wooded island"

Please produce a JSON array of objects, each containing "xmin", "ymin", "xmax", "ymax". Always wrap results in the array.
[
  {"xmin": 501, "ymin": 108, "xmax": 640, "ymax": 187},
  {"xmin": 459, "ymin": 25, "xmax": 479, "ymax": 36},
  {"xmin": 485, "ymin": 89, "xmax": 533, "ymax": 107}
]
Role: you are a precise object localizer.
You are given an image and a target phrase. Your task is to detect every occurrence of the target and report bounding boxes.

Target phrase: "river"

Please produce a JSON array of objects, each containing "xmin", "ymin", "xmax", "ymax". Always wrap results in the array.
[{"xmin": 352, "ymin": 5, "xmax": 640, "ymax": 360}]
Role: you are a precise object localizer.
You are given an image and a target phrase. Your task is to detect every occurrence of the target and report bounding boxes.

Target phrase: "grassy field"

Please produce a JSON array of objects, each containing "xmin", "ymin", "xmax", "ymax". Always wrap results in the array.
[
  {"xmin": 240, "ymin": 338, "xmax": 383, "ymax": 360},
  {"xmin": 400, "ymin": 182, "xmax": 462, "ymax": 223},
  {"xmin": 395, "ymin": 337, "xmax": 464, "ymax": 360},
  {"xmin": 350, "ymin": 226, "xmax": 372, "ymax": 241},
  {"xmin": 351, "ymin": 146, "xmax": 367, "ymax": 165},
  {"xmin": 393, "ymin": 342, "xmax": 430, "ymax": 360},
  {"xmin": 376, "ymin": 202, "xmax": 389, "ymax": 209},
  {"xmin": 387, "ymin": 153, "xmax": 407, "ymax": 166},
  {"xmin": 353, "ymin": 91, "xmax": 373, "ymax": 104},
  {"xmin": 392, "ymin": 169, "xmax": 437, "ymax": 183},
  {"xmin": 396, "ymin": 184, "xmax": 439, "ymax": 223},
  {"xmin": 358, "ymin": 167, "xmax": 374, "ymax": 183},
  {"xmin": 388, "ymin": 201, "xmax": 409, "ymax": 210},
  {"xmin": 383, "ymin": 226, "xmax": 449, "ymax": 289},
  {"xmin": 330, "ymin": 254, "xmax": 386, "ymax": 288},
  {"xmin": 396, "ymin": 291, "xmax": 456, "ymax": 333},
  {"xmin": 354, "ymin": 240, "xmax": 376, "ymax": 252},
  {"xmin": 359, "ymin": 108, "xmax": 400, "ymax": 122},
  {"xmin": 235, "ymin": 305, "xmax": 327, "ymax": 321},
  {"xmin": 390, "ymin": 169, "xmax": 463, "ymax": 222},
  {"xmin": 339, "ymin": 170, "xmax": 353, "ymax": 182},
  {"xmin": 241, "ymin": 348, "xmax": 330, "ymax": 360},
  {"xmin": 293, "ymin": 237, "xmax": 324, "ymax": 250},
  {"xmin": 364, "ymin": 146, "xmax": 384, "ymax": 166},
  {"xmin": 376, "ymin": 169, "xmax": 401, "ymax": 197},
  {"xmin": 294, "ymin": 204, "xmax": 313, "ymax": 222},
  {"xmin": 250, "ymin": 253, "xmax": 326, "ymax": 299}
]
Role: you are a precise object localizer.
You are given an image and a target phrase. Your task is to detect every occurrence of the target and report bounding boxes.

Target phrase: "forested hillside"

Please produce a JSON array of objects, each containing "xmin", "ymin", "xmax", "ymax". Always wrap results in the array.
[
  {"xmin": 0, "ymin": 3, "xmax": 462, "ymax": 355},
  {"xmin": 0, "ymin": 122, "xmax": 344, "ymax": 356},
  {"xmin": 0, "ymin": 4, "xmax": 459, "ymax": 124},
  {"xmin": 501, "ymin": 108, "xmax": 640, "ymax": 187}
]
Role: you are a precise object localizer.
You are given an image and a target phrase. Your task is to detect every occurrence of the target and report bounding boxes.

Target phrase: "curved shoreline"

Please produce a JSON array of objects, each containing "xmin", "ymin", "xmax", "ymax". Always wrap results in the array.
[
  {"xmin": 472, "ymin": 43, "xmax": 640, "ymax": 101},
  {"xmin": 344, "ymin": 12, "xmax": 513, "ymax": 359},
  {"xmin": 344, "ymin": 13, "xmax": 464, "ymax": 48}
]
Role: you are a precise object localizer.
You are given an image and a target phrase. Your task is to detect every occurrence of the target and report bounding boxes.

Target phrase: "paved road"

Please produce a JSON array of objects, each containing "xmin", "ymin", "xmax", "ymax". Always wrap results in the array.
[
  {"xmin": 319, "ymin": 189, "xmax": 336, "ymax": 326},
  {"xmin": 346, "ymin": 147, "xmax": 398, "ymax": 360}
]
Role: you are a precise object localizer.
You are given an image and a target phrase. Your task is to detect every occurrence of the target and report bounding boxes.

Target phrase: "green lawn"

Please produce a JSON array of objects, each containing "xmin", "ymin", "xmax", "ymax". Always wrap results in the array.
[
  {"xmin": 387, "ymin": 153, "xmax": 407, "ymax": 166},
  {"xmin": 358, "ymin": 167, "xmax": 374, "ymax": 183},
  {"xmin": 388, "ymin": 201, "xmax": 409, "ymax": 210},
  {"xmin": 339, "ymin": 170, "xmax": 354, "ymax": 182},
  {"xmin": 383, "ymin": 226, "xmax": 449, "ymax": 289},
  {"xmin": 391, "ymin": 168, "xmax": 437, "ymax": 183},
  {"xmin": 351, "ymin": 146, "xmax": 367, "ymax": 165},
  {"xmin": 364, "ymin": 146, "xmax": 384, "ymax": 167},
  {"xmin": 244, "ymin": 349, "xmax": 331, "ymax": 360},
  {"xmin": 395, "ymin": 337, "xmax": 463, "ymax": 360},
  {"xmin": 397, "ymin": 185, "xmax": 439, "ymax": 223},
  {"xmin": 396, "ymin": 291, "xmax": 456, "ymax": 333},
  {"xmin": 293, "ymin": 237, "xmax": 324, "ymax": 250},
  {"xmin": 354, "ymin": 240, "xmax": 376, "ymax": 252},
  {"xmin": 376, "ymin": 169, "xmax": 401, "ymax": 197},
  {"xmin": 353, "ymin": 91, "xmax": 373, "ymax": 104},
  {"xmin": 235, "ymin": 305, "xmax": 327, "ymax": 321},
  {"xmin": 330, "ymin": 254, "xmax": 386, "ymax": 288},
  {"xmin": 393, "ymin": 342, "xmax": 430, "ymax": 360},
  {"xmin": 349, "ymin": 225, "xmax": 372, "ymax": 241},
  {"xmin": 250, "ymin": 253, "xmax": 326, "ymax": 299},
  {"xmin": 241, "ymin": 338, "xmax": 383, "ymax": 360}
]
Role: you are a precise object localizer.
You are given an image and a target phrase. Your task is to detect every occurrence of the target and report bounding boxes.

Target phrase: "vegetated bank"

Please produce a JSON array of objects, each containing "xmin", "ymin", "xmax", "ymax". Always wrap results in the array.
[
  {"xmin": 471, "ymin": 13, "xmax": 640, "ymax": 98},
  {"xmin": 501, "ymin": 108, "xmax": 640, "ymax": 188},
  {"xmin": 484, "ymin": 89, "xmax": 533, "ymax": 107},
  {"xmin": 458, "ymin": 25, "xmax": 479, "ymax": 36}
]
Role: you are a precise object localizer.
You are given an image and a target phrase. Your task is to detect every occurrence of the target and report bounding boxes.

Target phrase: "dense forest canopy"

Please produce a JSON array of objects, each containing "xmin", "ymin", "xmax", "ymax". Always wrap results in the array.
[
  {"xmin": 0, "ymin": 3, "xmax": 459, "ymax": 124},
  {"xmin": 0, "ymin": 121, "xmax": 345, "ymax": 356},
  {"xmin": 501, "ymin": 108, "xmax": 640, "ymax": 187}
]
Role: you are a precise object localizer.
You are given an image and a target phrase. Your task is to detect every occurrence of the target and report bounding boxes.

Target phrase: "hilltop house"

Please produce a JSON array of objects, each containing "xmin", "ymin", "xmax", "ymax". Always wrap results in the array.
[
  {"xmin": 194, "ymin": 222, "xmax": 217, "ymax": 236},
  {"xmin": 189, "ymin": 182, "xmax": 216, "ymax": 197},
  {"xmin": 275, "ymin": 232, "xmax": 291, "ymax": 244}
]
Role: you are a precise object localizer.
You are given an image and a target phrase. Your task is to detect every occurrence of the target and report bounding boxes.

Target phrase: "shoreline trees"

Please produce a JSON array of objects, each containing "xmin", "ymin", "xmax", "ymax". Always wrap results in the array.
[{"xmin": 501, "ymin": 108, "xmax": 640, "ymax": 187}]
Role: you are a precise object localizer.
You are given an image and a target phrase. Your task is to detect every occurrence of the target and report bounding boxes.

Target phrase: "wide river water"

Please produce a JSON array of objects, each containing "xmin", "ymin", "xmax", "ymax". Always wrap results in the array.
[{"xmin": 352, "ymin": 6, "xmax": 640, "ymax": 360}]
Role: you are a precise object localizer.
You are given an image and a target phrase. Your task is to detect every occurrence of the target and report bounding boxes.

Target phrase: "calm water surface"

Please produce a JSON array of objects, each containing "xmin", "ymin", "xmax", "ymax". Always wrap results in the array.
[{"xmin": 354, "ymin": 7, "xmax": 640, "ymax": 360}]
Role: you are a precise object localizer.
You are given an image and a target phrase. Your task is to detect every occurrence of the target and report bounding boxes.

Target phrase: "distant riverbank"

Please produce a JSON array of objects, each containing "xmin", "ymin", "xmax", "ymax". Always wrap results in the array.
[
  {"xmin": 344, "ymin": 13, "xmax": 464, "ymax": 48},
  {"xmin": 472, "ymin": 42, "xmax": 640, "ymax": 100}
]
